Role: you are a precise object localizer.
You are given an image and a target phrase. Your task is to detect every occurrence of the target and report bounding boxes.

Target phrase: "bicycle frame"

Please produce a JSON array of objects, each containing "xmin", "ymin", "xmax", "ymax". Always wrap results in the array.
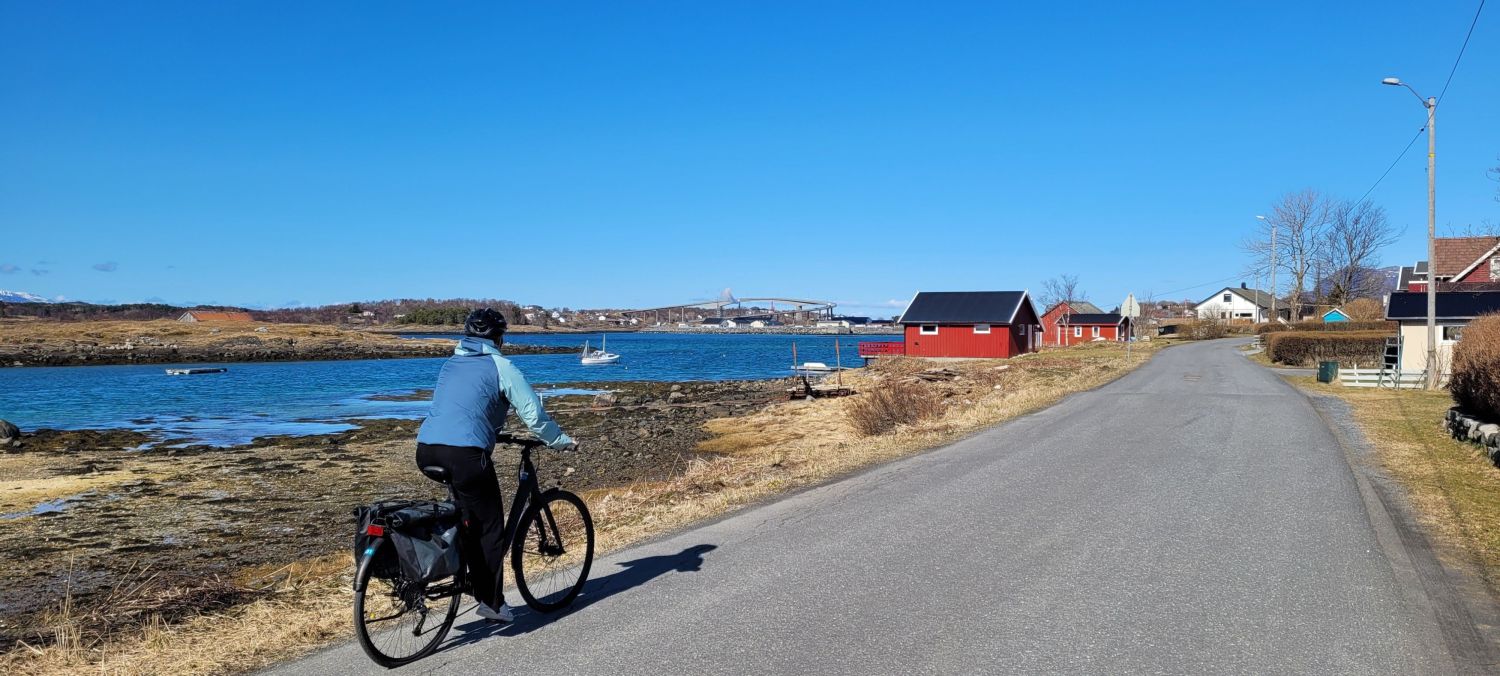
[{"xmin": 354, "ymin": 442, "xmax": 562, "ymax": 594}]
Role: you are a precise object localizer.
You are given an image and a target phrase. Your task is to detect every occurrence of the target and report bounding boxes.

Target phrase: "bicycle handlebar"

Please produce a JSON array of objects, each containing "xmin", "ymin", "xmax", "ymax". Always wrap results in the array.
[{"xmin": 495, "ymin": 431, "xmax": 547, "ymax": 449}]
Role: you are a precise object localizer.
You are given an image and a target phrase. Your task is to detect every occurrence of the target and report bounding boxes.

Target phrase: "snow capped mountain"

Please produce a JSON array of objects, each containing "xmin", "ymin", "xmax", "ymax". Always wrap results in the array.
[{"xmin": 0, "ymin": 290, "xmax": 50, "ymax": 303}]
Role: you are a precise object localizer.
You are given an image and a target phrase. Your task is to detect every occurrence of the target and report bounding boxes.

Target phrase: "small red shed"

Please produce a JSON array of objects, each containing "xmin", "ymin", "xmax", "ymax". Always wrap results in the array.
[
  {"xmin": 896, "ymin": 291, "xmax": 1042, "ymax": 358},
  {"xmin": 1055, "ymin": 313, "xmax": 1129, "ymax": 346},
  {"xmin": 1039, "ymin": 300, "xmax": 1105, "ymax": 347}
]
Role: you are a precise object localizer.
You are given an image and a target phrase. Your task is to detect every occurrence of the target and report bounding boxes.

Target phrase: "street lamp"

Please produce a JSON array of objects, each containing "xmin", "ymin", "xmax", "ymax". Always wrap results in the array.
[
  {"xmin": 1257, "ymin": 215, "xmax": 1276, "ymax": 323},
  {"xmin": 1383, "ymin": 76, "xmax": 1438, "ymax": 390}
]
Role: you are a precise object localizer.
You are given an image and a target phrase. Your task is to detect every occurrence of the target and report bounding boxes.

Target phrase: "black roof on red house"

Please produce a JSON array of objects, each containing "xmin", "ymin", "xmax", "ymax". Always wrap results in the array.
[
  {"xmin": 1386, "ymin": 291, "xmax": 1500, "ymax": 320},
  {"xmin": 897, "ymin": 291, "xmax": 1038, "ymax": 325},
  {"xmin": 1061, "ymin": 313, "xmax": 1125, "ymax": 325}
]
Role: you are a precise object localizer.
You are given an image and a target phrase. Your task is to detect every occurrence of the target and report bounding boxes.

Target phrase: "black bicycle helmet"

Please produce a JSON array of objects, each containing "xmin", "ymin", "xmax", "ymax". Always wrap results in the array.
[{"xmin": 463, "ymin": 308, "xmax": 508, "ymax": 341}]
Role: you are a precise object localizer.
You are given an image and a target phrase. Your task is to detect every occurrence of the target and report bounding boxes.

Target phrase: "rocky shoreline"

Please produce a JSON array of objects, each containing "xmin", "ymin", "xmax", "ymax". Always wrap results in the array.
[
  {"xmin": 0, "ymin": 377, "xmax": 787, "ymax": 649},
  {"xmin": 0, "ymin": 332, "xmax": 572, "ymax": 368}
]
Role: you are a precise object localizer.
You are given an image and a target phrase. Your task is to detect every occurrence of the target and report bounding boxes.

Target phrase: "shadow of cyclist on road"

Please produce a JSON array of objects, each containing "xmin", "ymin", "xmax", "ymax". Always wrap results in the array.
[{"xmin": 443, "ymin": 543, "xmax": 717, "ymax": 648}]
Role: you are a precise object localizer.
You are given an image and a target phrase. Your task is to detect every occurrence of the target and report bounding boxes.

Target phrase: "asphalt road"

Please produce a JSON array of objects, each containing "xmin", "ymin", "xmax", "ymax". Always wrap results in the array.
[{"xmin": 275, "ymin": 339, "xmax": 1493, "ymax": 675}]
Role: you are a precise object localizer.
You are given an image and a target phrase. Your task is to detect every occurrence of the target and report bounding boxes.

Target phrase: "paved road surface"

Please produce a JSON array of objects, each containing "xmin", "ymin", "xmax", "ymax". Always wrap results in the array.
[{"xmin": 275, "ymin": 339, "xmax": 1493, "ymax": 675}]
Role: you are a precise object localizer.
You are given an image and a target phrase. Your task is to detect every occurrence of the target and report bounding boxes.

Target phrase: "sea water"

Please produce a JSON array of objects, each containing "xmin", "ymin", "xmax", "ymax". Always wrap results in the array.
[{"xmin": 0, "ymin": 332, "xmax": 893, "ymax": 446}]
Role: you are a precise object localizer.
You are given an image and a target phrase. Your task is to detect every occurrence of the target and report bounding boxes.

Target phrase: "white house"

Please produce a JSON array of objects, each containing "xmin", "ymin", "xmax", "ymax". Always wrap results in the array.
[{"xmin": 1194, "ymin": 285, "xmax": 1276, "ymax": 323}]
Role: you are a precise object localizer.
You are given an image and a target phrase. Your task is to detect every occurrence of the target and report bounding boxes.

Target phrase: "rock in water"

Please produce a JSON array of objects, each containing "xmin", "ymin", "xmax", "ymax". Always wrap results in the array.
[
  {"xmin": 0, "ymin": 419, "xmax": 18, "ymax": 443},
  {"xmin": 593, "ymin": 392, "xmax": 618, "ymax": 408}
]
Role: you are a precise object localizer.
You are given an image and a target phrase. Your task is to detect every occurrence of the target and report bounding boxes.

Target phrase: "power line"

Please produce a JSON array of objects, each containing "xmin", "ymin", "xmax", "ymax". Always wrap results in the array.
[
  {"xmin": 1353, "ymin": 0, "xmax": 1485, "ymax": 204},
  {"xmin": 1155, "ymin": 274, "xmax": 1247, "ymax": 299},
  {"xmin": 1438, "ymin": 0, "xmax": 1487, "ymax": 103},
  {"xmin": 1354, "ymin": 127, "xmax": 1425, "ymax": 206}
]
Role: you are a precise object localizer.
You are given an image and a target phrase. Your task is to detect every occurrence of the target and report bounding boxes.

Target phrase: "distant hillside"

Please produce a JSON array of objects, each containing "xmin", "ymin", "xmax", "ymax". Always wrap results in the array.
[
  {"xmin": 0, "ymin": 301, "xmax": 193, "ymax": 321},
  {"xmin": 0, "ymin": 297, "xmax": 608, "ymax": 329},
  {"xmin": 1311, "ymin": 265, "xmax": 1400, "ymax": 299},
  {"xmin": 0, "ymin": 290, "xmax": 49, "ymax": 304}
]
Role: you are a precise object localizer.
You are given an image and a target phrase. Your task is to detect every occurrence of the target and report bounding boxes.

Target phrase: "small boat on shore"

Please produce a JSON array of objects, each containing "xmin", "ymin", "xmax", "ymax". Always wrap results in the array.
[
  {"xmin": 792, "ymin": 361, "xmax": 836, "ymax": 373},
  {"xmin": 580, "ymin": 336, "xmax": 620, "ymax": 365},
  {"xmin": 165, "ymin": 367, "xmax": 228, "ymax": 376}
]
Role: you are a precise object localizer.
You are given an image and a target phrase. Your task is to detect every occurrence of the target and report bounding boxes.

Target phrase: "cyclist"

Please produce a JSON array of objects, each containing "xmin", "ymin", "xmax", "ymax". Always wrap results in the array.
[{"xmin": 415, "ymin": 308, "xmax": 577, "ymax": 623}]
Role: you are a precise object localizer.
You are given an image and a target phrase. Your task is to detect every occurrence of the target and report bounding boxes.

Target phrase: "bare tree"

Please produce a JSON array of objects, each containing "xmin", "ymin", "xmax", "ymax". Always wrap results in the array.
[
  {"xmin": 1446, "ymin": 221, "xmax": 1500, "ymax": 237},
  {"xmin": 1040, "ymin": 274, "xmax": 1086, "ymax": 310},
  {"xmin": 1243, "ymin": 189, "xmax": 1332, "ymax": 310},
  {"xmin": 1321, "ymin": 200, "xmax": 1398, "ymax": 306},
  {"xmin": 1489, "ymin": 153, "xmax": 1499, "ymax": 202}
]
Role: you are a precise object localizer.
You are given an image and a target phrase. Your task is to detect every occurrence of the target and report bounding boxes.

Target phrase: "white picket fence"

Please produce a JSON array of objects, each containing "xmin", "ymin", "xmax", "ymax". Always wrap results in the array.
[{"xmin": 1337, "ymin": 368, "xmax": 1426, "ymax": 389}]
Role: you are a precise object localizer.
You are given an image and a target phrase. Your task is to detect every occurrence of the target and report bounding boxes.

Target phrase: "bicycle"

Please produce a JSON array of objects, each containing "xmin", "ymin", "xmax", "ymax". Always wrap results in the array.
[{"xmin": 353, "ymin": 432, "xmax": 595, "ymax": 668}]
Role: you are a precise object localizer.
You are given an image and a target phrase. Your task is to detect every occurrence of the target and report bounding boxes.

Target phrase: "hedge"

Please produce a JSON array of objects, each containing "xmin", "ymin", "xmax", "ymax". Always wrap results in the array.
[
  {"xmin": 1255, "ymin": 320, "xmax": 1395, "ymax": 335},
  {"xmin": 1264, "ymin": 330, "xmax": 1390, "ymax": 367},
  {"xmin": 1451, "ymin": 314, "xmax": 1500, "ymax": 422}
]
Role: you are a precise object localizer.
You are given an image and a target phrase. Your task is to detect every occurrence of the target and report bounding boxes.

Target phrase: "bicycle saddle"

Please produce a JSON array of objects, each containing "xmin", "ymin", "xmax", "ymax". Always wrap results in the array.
[{"xmin": 420, "ymin": 465, "xmax": 451, "ymax": 484}]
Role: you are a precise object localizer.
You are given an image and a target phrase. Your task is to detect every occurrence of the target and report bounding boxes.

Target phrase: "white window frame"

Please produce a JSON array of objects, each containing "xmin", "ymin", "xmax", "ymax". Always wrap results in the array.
[
  {"xmin": 973, "ymin": 324, "xmax": 991, "ymax": 334},
  {"xmin": 1442, "ymin": 324, "xmax": 1465, "ymax": 343},
  {"xmin": 1073, "ymin": 326, "xmax": 1082, "ymax": 338},
  {"xmin": 1091, "ymin": 326, "xmax": 1100, "ymax": 338},
  {"xmin": 1223, "ymin": 293, "xmax": 1232, "ymax": 303},
  {"xmin": 919, "ymin": 324, "xmax": 939, "ymax": 335}
]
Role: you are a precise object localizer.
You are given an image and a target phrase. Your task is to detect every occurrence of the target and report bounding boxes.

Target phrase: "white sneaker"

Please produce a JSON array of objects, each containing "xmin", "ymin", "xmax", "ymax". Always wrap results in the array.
[{"xmin": 476, "ymin": 601, "xmax": 514, "ymax": 623}]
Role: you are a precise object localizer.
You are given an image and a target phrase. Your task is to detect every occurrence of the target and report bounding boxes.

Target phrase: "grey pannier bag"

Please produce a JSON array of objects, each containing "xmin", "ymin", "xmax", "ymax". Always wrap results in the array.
[{"xmin": 386, "ymin": 501, "xmax": 462, "ymax": 584}]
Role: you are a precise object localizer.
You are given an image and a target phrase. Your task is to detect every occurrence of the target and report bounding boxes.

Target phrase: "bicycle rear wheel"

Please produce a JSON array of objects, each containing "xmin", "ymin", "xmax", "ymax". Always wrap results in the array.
[
  {"xmin": 512, "ymin": 489, "xmax": 594, "ymax": 612},
  {"xmin": 353, "ymin": 542, "xmax": 463, "ymax": 668}
]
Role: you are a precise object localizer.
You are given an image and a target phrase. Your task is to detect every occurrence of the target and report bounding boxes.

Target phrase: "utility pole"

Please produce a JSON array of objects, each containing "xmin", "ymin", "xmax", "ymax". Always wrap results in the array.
[
  {"xmin": 1425, "ymin": 94, "xmax": 1437, "ymax": 389},
  {"xmin": 1270, "ymin": 224, "xmax": 1277, "ymax": 323},
  {"xmin": 1385, "ymin": 77, "xmax": 1438, "ymax": 389},
  {"xmin": 1258, "ymin": 215, "xmax": 1277, "ymax": 323}
]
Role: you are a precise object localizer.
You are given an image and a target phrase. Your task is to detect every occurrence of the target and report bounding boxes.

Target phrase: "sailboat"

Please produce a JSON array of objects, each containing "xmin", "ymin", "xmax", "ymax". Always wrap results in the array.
[{"xmin": 580, "ymin": 335, "xmax": 620, "ymax": 365}]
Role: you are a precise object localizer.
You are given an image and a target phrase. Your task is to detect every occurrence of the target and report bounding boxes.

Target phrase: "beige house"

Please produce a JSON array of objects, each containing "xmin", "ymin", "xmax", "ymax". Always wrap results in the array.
[{"xmin": 1385, "ymin": 290, "xmax": 1500, "ymax": 374}]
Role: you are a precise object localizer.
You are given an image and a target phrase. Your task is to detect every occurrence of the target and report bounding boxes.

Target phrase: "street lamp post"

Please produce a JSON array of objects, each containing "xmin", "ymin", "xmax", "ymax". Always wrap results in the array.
[
  {"xmin": 1257, "ymin": 215, "xmax": 1276, "ymax": 323},
  {"xmin": 1383, "ymin": 77, "xmax": 1438, "ymax": 390}
]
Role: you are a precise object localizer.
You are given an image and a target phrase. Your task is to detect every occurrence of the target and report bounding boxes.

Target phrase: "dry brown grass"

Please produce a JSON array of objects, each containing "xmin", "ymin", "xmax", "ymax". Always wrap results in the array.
[
  {"xmin": 3, "ymin": 556, "xmax": 351, "ymax": 676},
  {"xmin": 845, "ymin": 380, "xmax": 946, "ymax": 435},
  {"xmin": 1295, "ymin": 377, "xmax": 1500, "ymax": 588},
  {"xmin": 3, "ymin": 341, "xmax": 1162, "ymax": 675},
  {"xmin": 0, "ymin": 319, "xmax": 424, "ymax": 350}
]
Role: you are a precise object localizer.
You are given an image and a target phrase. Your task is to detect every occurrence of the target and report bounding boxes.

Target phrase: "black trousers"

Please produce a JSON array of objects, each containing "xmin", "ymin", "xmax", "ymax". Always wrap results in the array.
[{"xmin": 415, "ymin": 443, "xmax": 506, "ymax": 608}]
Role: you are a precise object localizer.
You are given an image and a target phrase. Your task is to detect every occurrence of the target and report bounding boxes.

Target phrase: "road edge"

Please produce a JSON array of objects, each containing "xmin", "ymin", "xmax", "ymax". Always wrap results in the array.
[{"xmin": 1304, "ymin": 390, "xmax": 1500, "ymax": 674}]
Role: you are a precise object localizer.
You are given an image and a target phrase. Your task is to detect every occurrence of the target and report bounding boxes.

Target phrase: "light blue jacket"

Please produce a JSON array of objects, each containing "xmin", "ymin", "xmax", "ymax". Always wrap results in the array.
[{"xmin": 416, "ymin": 337, "xmax": 574, "ymax": 451}]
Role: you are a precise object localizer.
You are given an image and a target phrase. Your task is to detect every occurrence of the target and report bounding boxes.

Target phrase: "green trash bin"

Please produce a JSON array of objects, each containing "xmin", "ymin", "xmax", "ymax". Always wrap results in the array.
[{"xmin": 1317, "ymin": 360, "xmax": 1339, "ymax": 383}]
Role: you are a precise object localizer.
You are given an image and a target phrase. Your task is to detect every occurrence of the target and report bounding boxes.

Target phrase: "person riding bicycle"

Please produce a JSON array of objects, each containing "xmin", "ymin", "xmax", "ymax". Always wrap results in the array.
[{"xmin": 415, "ymin": 308, "xmax": 576, "ymax": 623}]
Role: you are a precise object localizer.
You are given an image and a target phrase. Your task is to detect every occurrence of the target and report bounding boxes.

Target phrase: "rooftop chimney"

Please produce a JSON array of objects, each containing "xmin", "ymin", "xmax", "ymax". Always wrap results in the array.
[{"xmin": 1241, "ymin": 282, "xmax": 1247, "ymax": 289}]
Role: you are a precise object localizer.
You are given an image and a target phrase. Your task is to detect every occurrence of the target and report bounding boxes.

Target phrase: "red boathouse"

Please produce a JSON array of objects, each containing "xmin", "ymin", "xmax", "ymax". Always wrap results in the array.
[
  {"xmin": 895, "ymin": 291, "xmax": 1042, "ymax": 358},
  {"xmin": 1055, "ymin": 313, "xmax": 1130, "ymax": 346}
]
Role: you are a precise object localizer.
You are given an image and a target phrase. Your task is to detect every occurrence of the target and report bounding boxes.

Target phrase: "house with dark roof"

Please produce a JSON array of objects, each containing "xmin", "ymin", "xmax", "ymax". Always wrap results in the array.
[
  {"xmin": 1385, "ymin": 290, "xmax": 1500, "ymax": 374},
  {"xmin": 1193, "ymin": 284, "xmax": 1280, "ymax": 323},
  {"xmin": 1056, "ymin": 313, "xmax": 1130, "ymax": 346},
  {"xmin": 1039, "ymin": 300, "xmax": 1106, "ymax": 347},
  {"xmin": 895, "ymin": 291, "xmax": 1041, "ymax": 358}
]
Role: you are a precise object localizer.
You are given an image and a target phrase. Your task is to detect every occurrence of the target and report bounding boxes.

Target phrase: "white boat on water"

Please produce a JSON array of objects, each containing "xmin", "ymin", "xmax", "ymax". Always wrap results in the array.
[
  {"xmin": 165, "ymin": 367, "xmax": 228, "ymax": 376},
  {"xmin": 580, "ymin": 336, "xmax": 620, "ymax": 365}
]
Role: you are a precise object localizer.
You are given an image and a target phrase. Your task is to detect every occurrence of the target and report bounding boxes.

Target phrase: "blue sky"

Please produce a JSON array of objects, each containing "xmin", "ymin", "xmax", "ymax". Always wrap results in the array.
[{"xmin": 2, "ymin": 1, "xmax": 1497, "ymax": 314}]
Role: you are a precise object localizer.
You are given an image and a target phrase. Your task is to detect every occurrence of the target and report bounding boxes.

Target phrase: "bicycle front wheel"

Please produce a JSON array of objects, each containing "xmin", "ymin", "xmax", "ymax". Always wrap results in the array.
[
  {"xmin": 512, "ymin": 489, "xmax": 594, "ymax": 612},
  {"xmin": 353, "ymin": 542, "xmax": 463, "ymax": 668}
]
